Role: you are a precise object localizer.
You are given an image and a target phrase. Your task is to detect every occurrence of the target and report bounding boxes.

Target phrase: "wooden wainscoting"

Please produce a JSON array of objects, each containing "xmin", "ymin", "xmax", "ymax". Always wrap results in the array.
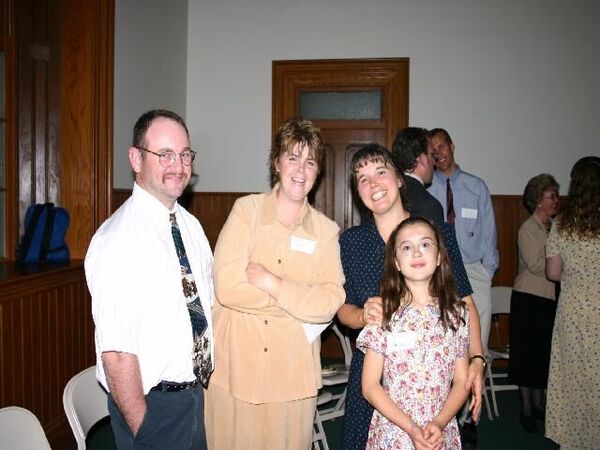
[
  {"xmin": 114, "ymin": 190, "xmax": 528, "ymax": 282},
  {"xmin": 113, "ymin": 189, "xmax": 529, "ymax": 355},
  {"xmin": 489, "ymin": 195, "xmax": 529, "ymax": 350},
  {"xmin": 112, "ymin": 189, "xmax": 248, "ymax": 249},
  {"xmin": 0, "ymin": 262, "xmax": 94, "ymax": 450},
  {"xmin": 491, "ymin": 195, "xmax": 530, "ymax": 287}
]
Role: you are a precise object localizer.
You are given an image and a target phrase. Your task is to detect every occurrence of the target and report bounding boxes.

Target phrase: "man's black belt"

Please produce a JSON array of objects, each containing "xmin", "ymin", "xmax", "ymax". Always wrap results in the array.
[{"xmin": 150, "ymin": 379, "xmax": 200, "ymax": 392}]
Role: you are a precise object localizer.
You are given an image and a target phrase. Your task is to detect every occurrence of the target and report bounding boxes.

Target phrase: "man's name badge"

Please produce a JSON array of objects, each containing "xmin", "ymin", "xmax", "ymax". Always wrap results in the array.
[{"xmin": 461, "ymin": 207, "xmax": 478, "ymax": 219}]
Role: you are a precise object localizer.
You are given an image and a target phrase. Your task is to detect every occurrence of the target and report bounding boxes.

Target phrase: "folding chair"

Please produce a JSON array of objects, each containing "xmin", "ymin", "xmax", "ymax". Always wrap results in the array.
[
  {"xmin": 485, "ymin": 286, "xmax": 518, "ymax": 417},
  {"xmin": 319, "ymin": 323, "xmax": 352, "ymax": 421},
  {"xmin": 63, "ymin": 365, "xmax": 109, "ymax": 450},
  {"xmin": 0, "ymin": 406, "xmax": 52, "ymax": 450}
]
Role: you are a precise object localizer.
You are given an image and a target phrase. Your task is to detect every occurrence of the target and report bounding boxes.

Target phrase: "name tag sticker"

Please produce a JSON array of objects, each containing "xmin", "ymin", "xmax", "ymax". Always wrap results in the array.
[
  {"xmin": 290, "ymin": 236, "xmax": 316, "ymax": 254},
  {"xmin": 387, "ymin": 331, "xmax": 417, "ymax": 352},
  {"xmin": 462, "ymin": 208, "xmax": 478, "ymax": 219}
]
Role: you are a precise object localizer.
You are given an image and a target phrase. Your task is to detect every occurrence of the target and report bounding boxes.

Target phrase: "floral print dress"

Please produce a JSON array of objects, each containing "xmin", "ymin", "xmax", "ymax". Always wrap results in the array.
[
  {"xmin": 357, "ymin": 304, "xmax": 469, "ymax": 450},
  {"xmin": 544, "ymin": 225, "xmax": 600, "ymax": 449}
]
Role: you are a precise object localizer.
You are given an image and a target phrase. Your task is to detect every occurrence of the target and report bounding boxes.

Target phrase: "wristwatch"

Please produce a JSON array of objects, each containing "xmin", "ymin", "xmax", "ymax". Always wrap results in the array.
[{"xmin": 469, "ymin": 354, "xmax": 488, "ymax": 370}]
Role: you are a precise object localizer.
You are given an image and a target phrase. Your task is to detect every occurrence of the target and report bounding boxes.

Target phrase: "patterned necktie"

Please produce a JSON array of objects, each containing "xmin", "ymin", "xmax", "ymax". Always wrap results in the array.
[
  {"xmin": 446, "ymin": 178, "xmax": 456, "ymax": 225},
  {"xmin": 170, "ymin": 212, "xmax": 212, "ymax": 387}
]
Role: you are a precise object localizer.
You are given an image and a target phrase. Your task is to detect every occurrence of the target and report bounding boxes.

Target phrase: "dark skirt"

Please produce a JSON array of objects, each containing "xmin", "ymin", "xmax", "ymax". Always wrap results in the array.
[
  {"xmin": 508, "ymin": 290, "xmax": 557, "ymax": 388},
  {"xmin": 341, "ymin": 350, "xmax": 373, "ymax": 450}
]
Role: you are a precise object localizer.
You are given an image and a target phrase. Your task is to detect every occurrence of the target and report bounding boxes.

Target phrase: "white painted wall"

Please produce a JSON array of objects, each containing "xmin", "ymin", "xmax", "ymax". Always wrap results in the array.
[
  {"xmin": 115, "ymin": 0, "xmax": 600, "ymax": 194},
  {"xmin": 113, "ymin": 0, "xmax": 188, "ymax": 188}
]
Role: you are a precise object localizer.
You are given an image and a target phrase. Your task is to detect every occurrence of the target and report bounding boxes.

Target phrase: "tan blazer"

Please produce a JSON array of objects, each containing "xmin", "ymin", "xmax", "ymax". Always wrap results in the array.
[
  {"xmin": 513, "ymin": 213, "xmax": 556, "ymax": 300},
  {"xmin": 211, "ymin": 186, "xmax": 345, "ymax": 403}
]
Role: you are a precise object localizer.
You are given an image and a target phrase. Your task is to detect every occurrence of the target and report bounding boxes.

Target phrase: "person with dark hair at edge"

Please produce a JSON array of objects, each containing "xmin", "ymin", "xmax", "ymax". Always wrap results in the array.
[{"xmin": 544, "ymin": 157, "xmax": 600, "ymax": 450}]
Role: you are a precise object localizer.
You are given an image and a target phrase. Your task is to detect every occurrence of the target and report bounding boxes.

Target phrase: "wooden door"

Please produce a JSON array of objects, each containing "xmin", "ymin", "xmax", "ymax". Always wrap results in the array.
[{"xmin": 272, "ymin": 58, "xmax": 409, "ymax": 231}]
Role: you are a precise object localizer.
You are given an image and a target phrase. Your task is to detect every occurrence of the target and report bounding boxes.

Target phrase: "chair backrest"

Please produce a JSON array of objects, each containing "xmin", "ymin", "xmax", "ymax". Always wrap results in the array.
[
  {"xmin": 331, "ymin": 323, "xmax": 352, "ymax": 367},
  {"xmin": 491, "ymin": 286, "xmax": 512, "ymax": 315},
  {"xmin": 0, "ymin": 406, "xmax": 52, "ymax": 450},
  {"xmin": 63, "ymin": 365, "xmax": 109, "ymax": 450}
]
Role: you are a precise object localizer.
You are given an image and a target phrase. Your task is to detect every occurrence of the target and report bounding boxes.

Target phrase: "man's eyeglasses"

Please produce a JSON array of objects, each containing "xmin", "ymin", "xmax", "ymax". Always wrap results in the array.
[{"xmin": 135, "ymin": 146, "xmax": 196, "ymax": 168}]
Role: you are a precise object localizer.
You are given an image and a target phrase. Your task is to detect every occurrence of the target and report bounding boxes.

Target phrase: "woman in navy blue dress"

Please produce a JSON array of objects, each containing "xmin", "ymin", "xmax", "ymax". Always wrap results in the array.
[{"xmin": 337, "ymin": 144, "xmax": 484, "ymax": 449}]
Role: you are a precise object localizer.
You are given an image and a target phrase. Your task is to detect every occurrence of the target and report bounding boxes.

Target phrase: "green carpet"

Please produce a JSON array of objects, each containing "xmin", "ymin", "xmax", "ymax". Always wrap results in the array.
[
  {"xmin": 86, "ymin": 387, "xmax": 559, "ymax": 449},
  {"xmin": 318, "ymin": 387, "xmax": 559, "ymax": 450}
]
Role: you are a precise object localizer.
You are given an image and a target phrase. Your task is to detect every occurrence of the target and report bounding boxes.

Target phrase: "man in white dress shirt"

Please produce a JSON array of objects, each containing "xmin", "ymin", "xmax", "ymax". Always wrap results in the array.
[{"xmin": 85, "ymin": 110, "xmax": 214, "ymax": 449}]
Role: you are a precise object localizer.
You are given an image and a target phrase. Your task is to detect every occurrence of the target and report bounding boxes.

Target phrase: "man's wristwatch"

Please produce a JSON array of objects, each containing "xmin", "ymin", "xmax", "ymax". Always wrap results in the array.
[{"xmin": 469, "ymin": 354, "xmax": 487, "ymax": 370}]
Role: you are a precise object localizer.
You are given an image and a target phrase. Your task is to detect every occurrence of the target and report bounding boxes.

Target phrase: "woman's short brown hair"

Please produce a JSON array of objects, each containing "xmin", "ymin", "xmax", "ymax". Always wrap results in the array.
[
  {"xmin": 269, "ymin": 119, "xmax": 325, "ymax": 186},
  {"xmin": 522, "ymin": 173, "xmax": 559, "ymax": 214}
]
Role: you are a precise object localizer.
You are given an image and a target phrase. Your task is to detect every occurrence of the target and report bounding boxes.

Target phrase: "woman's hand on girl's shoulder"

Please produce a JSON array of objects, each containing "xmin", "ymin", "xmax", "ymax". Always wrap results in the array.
[{"xmin": 363, "ymin": 296, "xmax": 383, "ymax": 326}]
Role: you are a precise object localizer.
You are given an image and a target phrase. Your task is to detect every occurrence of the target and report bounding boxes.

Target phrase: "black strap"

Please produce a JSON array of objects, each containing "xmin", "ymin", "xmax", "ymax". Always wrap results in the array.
[
  {"xmin": 39, "ymin": 204, "xmax": 56, "ymax": 261},
  {"xmin": 17, "ymin": 204, "xmax": 46, "ymax": 261}
]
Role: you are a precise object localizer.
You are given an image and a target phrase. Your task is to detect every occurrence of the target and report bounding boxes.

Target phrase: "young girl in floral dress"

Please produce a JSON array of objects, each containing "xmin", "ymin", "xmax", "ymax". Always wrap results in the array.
[{"xmin": 359, "ymin": 217, "xmax": 470, "ymax": 450}]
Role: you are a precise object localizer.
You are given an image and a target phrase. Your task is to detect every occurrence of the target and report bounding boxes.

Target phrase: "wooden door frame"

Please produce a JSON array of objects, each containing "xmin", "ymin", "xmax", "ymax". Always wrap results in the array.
[
  {"xmin": 272, "ymin": 58, "xmax": 409, "ymax": 147},
  {"xmin": 1, "ymin": 0, "xmax": 17, "ymax": 260},
  {"xmin": 2, "ymin": 0, "xmax": 113, "ymax": 261},
  {"xmin": 59, "ymin": 0, "xmax": 114, "ymax": 259}
]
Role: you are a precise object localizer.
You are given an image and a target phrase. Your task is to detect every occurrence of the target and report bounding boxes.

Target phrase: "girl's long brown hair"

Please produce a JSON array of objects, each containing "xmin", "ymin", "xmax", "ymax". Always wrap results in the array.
[{"xmin": 380, "ymin": 217, "xmax": 465, "ymax": 332}]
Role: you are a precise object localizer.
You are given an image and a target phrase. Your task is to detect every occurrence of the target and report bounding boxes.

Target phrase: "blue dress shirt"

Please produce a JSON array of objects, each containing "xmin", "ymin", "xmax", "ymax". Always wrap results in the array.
[{"xmin": 428, "ymin": 166, "xmax": 499, "ymax": 278}]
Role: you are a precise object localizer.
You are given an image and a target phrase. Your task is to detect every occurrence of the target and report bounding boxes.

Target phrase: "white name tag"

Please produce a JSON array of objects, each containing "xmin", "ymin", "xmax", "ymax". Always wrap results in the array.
[
  {"xmin": 462, "ymin": 207, "xmax": 478, "ymax": 219},
  {"xmin": 290, "ymin": 236, "xmax": 316, "ymax": 254},
  {"xmin": 387, "ymin": 331, "xmax": 417, "ymax": 352}
]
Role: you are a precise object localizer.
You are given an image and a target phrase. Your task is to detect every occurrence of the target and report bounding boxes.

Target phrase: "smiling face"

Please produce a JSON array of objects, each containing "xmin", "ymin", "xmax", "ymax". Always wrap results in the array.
[
  {"xmin": 129, "ymin": 117, "xmax": 192, "ymax": 210},
  {"xmin": 431, "ymin": 133, "xmax": 456, "ymax": 175},
  {"xmin": 355, "ymin": 160, "xmax": 404, "ymax": 217},
  {"xmin": 538, "ymin": 189, "xmax": 559, "ymax": 219},
  {"xmin": 275, "ymin": 143, "xmax": 319, "ymax": 204},
  {"xmin": 394, "ymin": 222, "xmax": 440, "ymax": 283}
]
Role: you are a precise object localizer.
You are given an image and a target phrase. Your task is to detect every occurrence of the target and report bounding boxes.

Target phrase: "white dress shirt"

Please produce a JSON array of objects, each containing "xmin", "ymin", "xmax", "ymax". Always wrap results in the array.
[{"xmin": 85, "ymin": 183, "xmax": 215, "ymax": 394}]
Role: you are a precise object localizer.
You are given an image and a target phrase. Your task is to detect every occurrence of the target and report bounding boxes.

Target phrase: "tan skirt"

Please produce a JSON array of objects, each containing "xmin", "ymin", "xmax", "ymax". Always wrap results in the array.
[{"xmin": 205, "ymin": 382, "xmax": 317, "ymax": 450}]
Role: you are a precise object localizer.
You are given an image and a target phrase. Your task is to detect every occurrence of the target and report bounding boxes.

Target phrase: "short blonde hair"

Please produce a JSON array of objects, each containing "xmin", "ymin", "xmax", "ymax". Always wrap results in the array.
[{"xmin": 269, "ymin": 119, "xmax": 325, "ymax": 186}]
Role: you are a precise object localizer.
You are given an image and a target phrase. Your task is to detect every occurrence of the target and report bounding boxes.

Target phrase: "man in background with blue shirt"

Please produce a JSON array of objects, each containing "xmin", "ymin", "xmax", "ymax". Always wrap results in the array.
[
  {"xmin": 428, "ymin": 128, "xmax": 499, "ymax": 449},
  {"xmin": 428, "ymin": 127, "xmax": 499, "ymax": 354}
]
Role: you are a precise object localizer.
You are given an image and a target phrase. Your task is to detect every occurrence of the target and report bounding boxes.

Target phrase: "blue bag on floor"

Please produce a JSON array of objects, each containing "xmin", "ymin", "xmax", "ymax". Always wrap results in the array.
[{"xmin": 17, "ymin": 203, "xmax": 70, "ymax": 263}]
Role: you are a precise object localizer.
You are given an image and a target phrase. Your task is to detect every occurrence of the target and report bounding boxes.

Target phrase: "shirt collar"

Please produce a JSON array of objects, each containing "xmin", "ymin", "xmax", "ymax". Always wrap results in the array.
[
  {"xmin": 132, "ymin": 182, "xmax": 180, "ymax": 223},
  {"xmin": 404, "ymin": 172, "xmax": 424, "ymax": 185},
  {"xmin": 436, "ymin": 165, "xmax": 462, "ymax": 183},
  {"xmin": 531, "ymin": 211, "xmax": 552, "ymax": 232},
  {"xmin": 261, "ymin": 183, "xmax": 316, "ymax": 237}
]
